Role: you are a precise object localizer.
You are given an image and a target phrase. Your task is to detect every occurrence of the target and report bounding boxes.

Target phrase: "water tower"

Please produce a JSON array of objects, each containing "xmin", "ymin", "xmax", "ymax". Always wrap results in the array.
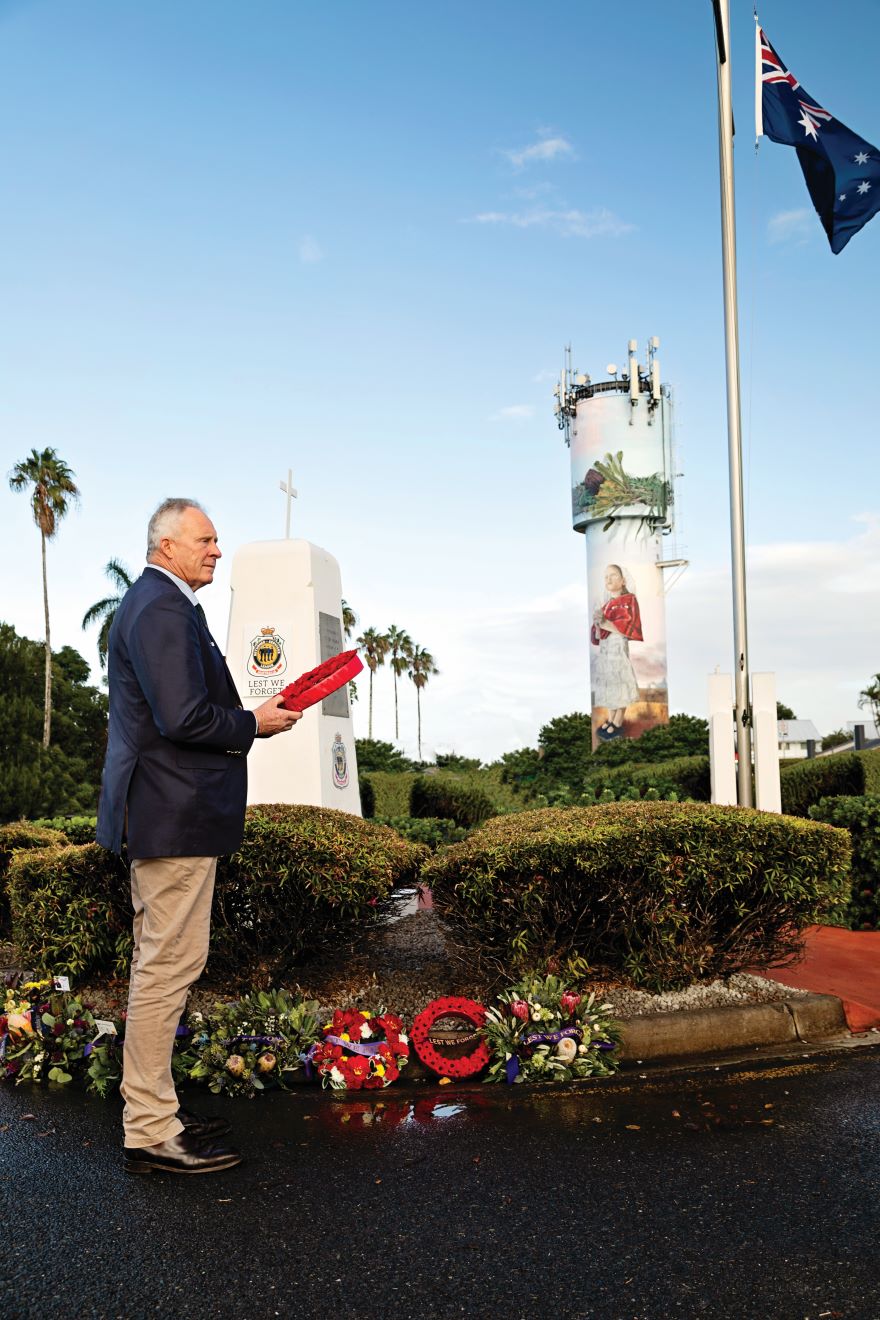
[{"xmin": 554, "ymin": 338, "xmax": 685, "ymax": 749}]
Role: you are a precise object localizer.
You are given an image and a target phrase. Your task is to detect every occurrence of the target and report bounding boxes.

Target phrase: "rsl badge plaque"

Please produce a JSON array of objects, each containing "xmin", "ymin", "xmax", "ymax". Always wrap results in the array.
[{"xmin": 248, "ymin": 626, "xmax": 287, "ymax": 677}]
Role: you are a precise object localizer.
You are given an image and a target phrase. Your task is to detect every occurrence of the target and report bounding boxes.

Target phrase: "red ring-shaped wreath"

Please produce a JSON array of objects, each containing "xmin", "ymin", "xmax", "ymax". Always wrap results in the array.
[
  {"xmin": 411, "ymin": 996, "xmax": 490, "ymax": 1079},
  {"xmin": 279, "ymin": 649, "xmax": 364, "ymax": 712}
]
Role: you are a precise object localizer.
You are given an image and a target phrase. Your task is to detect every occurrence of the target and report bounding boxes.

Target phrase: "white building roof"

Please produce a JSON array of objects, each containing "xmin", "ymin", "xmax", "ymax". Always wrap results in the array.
[{"xmin": 777, "ymin": 720, "xmax": 821, "ymax": 744}]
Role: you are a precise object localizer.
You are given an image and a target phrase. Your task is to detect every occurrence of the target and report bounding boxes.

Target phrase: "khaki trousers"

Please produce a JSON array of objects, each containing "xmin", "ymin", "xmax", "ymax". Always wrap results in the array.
[{"xmin": 121, "ymin": 855, "xmax": 217, "ymax": 1149}]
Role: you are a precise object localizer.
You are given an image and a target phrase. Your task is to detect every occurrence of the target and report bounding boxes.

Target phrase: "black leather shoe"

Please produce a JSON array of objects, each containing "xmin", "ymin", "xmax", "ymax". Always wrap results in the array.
[
  {"xmin": 177, "ymin": 1106, "xmax": 232, "ymax": 1140},
  {"xmin": 123, "ymin": 1131, "xmax": 242, "ymax": 1175}
]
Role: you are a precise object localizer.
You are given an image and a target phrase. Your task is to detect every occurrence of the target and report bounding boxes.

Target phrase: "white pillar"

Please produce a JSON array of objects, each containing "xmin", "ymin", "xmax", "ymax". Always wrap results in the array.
[
  {"xmin": 752, "ymin": 672, "xmax": 782, "ymax": 813},
  {"xmin": 225, "ymin": 538, "xmax": 361, "ymax": 814},
  {"xmin": 708, "ymin": 673, "xmax": 737, "ymax": 806}
]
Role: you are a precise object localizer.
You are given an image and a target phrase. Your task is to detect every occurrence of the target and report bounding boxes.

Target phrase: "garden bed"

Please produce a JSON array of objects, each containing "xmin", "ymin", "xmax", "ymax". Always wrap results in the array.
[{"xmin": 4, "ymin": 904, "xmax": 811, "ymax": 1026}]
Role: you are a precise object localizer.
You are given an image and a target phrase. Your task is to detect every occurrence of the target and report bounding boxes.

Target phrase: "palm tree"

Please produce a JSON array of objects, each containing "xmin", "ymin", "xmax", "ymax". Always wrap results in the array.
[
  {"xmin": 859, "ymin": 674, "xmax": 880, "ymax": 734},
  {"xmin": 356, "ymin": 627, "xmax": 390, "ymax": 738},
  {"xmin": 341, "ymin": 599, "xmax": 357, "ymax": 641},
  {"xmin": 386, "ymin": 624, "xmax": 413, "ymax": 742},
  {"xmin": 408, "ymin": 645, "xmax": 439, "ymax": 762},
  {"xmin": 82, "ymin": 559, "xmax": 135, "ymax": 668},
  {"xmin": 8, "ymin": 448, "xmax": 79, "ymax": 747}
]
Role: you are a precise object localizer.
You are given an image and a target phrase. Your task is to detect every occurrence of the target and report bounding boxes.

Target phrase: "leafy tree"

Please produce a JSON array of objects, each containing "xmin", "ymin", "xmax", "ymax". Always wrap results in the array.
[
  {"xmin": 537, "ymin": 712, "xmax": 593, "ymax": 786},
  {"xmin": 386, "ymin": 624, "xmax": 413, "ymax": 742},
  {"xmin": 356, "ymin": 627, "xmax": 390, "ymax": 739},
  {"xmin": 821, "ymin": 728, "xmax": 851, "ymax": 752},
  {"xmin": 499, "ymin": 713, "xmax": 592, "ymax": 801},
  {"xmin": 858, "ymin": 674, "xmax": 880, "ymax": 733},
  {"xmin": 0, "ymin": 623, "xmax": 107, "ymax": 822},
  {"xmin": 498, "ymin": 746, "xmax": 544, "ymax": 795},
  {"xmin": 8, "ymin": 448, "xmax": 80, "ymax": 746},
  {"xmin": 776, "ymin": 701, "xmax": 796, "ymax": 720},
  {"xmin": 592, "ymin": 713, "xmax": 709, "ymax": 766},
  {"xmin": 435, "ymin": 752, "xmax": 482, "ymax": 772},
  {"xmin": 81, "ymin": 559, "xmax": 135, "ymax": 669},
  {"xmin": 354, "ymin": 738, "xmax": 418, "ymax": 773},
  {"xmin": 408, "ymin": 644, "xmax": 438, "ymax": 762}
]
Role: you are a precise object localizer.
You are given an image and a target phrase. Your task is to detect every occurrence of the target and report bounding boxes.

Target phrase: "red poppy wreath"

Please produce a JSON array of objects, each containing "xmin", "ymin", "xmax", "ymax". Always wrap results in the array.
[
  {"xmin": 279, "ymin": 648, "xmax": 364, "ymax": 712},
  {"xmin": 410, "ymin": 997, "xmax": 491, "ymax": 1079}
]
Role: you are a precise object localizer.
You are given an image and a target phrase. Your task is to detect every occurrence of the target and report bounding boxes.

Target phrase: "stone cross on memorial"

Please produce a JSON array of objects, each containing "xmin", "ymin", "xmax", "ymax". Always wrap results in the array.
[{"xmin": 279, "ymin": 469, "xmax": 298, "ymax": 539}]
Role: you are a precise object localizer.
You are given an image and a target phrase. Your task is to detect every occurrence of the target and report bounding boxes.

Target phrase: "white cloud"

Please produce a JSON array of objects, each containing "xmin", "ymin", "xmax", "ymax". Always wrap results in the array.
[
  {"xmin": 470, "ymin": 207, "xmax": 635, "ymax": 239},
  {"xmin": 767, "ymin": 208, "xmax": 813, "ymax": 244},
  {"xmin": 490, "ymin": 404, "xmax": 535, "ymax": 422},
  {"xmin": 504, "ymin": 135, "xmax": 574, "ymax": 169},
  {"xmin": 298, "ymin": 235, "xmax": 324, "ymax": 264}
]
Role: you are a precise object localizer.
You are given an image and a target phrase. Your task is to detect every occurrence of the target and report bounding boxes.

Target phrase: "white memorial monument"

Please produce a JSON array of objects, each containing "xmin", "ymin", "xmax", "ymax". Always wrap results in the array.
[{"xmin": 225, "ymin": 472, "xmax": 361, "ymax": 814}]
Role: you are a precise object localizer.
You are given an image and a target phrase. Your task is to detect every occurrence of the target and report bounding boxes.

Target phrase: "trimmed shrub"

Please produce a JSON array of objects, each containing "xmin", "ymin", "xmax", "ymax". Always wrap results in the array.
[
  {"xmin": 6, "ymin": 806, "xmax": 428, "ymax": 986},
  {"xmin": 359, "ymin": 775, "xmax": 376, "ymax": 819},
  {"xmin": 583, "ymin": 755, "xmax": 710, "ymax": 802},
  {"xmin": 368, "ymin": 771, "xmax": 418, "ymax": 818},
  {"xmin": 423, "ymin": 801, "xmax": 850, "ymax": 990},
  {"xmin": 809, "ymin": 795, "xmax": 880, "ymax": 929},
  {"xmin": 781, "ymin": 749, "xmax": 880, "ymax": 817},
  {"xmin": 29, "ymin": 815, "xmax": 97, "ymax": 845},
  {"xmin": 373, "ymin": 816, "xmax": 469, "ymax": 849},
  {"xmin": 209, "ymin": 804, "xmax": 429, "ymax": 980},
  {"xmin": 7, "ymin": 843, "xmax": 131, "ymax": 978},
  {"xmin": 410, "ymin": 775, "xmax": 495, "ymax": 828},
  {"xmin": 0, "ymin": 821, "xmax": 70, "ymax": 933}
]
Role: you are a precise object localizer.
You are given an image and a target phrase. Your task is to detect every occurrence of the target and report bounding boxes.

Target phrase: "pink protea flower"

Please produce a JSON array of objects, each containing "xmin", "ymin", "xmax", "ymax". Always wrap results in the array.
[
  {"xmin": 225, "ymin": 1054, "xmax": 245, "ymax": 1077},
  {"xmin": 560, "ymin": 991, "xmax": 582, "ymax": 1015},
  {"xmin": 257, "ymin": 1052, "xmax": 277, "ymax": 1073},
  {"xmin": 510, "ymin": 1000, "xmax": 530, "ymax": 1022}
]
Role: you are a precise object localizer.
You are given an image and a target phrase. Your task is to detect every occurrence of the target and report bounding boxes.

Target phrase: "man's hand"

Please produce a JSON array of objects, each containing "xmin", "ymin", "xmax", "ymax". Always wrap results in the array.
[{"xmin": 253, "ymin": 695, "xmax": 304, "ymax": 736}]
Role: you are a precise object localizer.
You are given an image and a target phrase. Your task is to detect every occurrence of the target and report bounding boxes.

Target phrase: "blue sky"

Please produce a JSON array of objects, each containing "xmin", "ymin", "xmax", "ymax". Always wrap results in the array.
[{"xmin": 2, "ymin": 0, "xmax": 878, "ymax": 760}]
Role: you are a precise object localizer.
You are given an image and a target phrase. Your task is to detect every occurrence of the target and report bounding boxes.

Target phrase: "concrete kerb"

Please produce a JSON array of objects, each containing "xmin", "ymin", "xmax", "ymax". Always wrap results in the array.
[{"xmin": 616, "ymin": 992, "xmax": 848, "ymax": 1066}]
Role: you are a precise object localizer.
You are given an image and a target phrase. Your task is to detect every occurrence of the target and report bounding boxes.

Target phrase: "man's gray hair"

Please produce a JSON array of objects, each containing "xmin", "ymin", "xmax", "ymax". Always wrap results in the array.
[{"xmin": 147, "ymin": 498, "xmax": 205, "ymax": 558}]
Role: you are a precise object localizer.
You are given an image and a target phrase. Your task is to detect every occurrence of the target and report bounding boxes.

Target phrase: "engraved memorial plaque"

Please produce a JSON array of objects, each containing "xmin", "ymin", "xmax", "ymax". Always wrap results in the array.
[{"xmin": 319, "ymin": 612, "xmax": 349, "ymax": 717}]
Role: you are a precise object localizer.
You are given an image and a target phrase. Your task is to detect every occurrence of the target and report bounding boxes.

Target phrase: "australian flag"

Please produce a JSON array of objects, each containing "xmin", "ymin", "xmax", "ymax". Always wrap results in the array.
[{"xmin": 757, "ymin": 25, "xmax": 879, "ymax": 254}]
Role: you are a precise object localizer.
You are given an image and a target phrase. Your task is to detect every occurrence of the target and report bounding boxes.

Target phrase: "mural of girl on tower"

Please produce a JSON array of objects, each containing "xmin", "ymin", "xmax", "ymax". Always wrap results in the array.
[{"xmin": 591, "ymin": 563, "xmax": 643, "ymax": 740}]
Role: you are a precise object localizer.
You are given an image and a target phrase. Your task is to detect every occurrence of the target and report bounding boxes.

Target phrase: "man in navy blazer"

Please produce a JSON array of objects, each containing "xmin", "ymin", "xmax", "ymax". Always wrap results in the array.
[{"xmin": 97, "ymin": 497, "xmax": 301, "ymax": 1175}]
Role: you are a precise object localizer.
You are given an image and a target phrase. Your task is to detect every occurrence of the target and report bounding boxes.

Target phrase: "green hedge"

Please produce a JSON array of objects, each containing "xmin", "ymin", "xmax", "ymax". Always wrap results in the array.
[
  {"xmin": 367, "ymin": 771, "xmax": 418, "ymax": 818},
  {"xmin": 582, "ymin": 755, "xmax": 710, "ymax": 802},
  {"xmin": 358, "ymin": 776, "xmax": 376, "ymax": 818},
  {"xmin": 202, "ymin": 804, "xmax": 428, "ymax": 980},
  {"xmin": 7, "ymin": 843, "xmax": 131, "ymax": 978},
  {"xmin": 29, "ymin": 815, "xmax": 97, "ymax": 844},
  {"xmin": 423, "ymin": 801, "xmax": 850, "ymax": 990},
  {"xmin": 6, "ymin": 805, "xmax": 428, "ymax": 985},
  {"xmin": 410, "ymin": 775, "xmax": 495, "ymax": 828},
  {"xmin": 781, "ymin": 749, "xmax": 880, "ymax": 817},
  {"xmin": 0, "ymin": 821, "xmax": 71, "ymax": 933},
  {"xmin": 809, "ymin": 795, "xmax": 880, "ymax": 930},
  {"xmin": 373, "ymin": 816, "xmax": 469, "ymax": 849}
]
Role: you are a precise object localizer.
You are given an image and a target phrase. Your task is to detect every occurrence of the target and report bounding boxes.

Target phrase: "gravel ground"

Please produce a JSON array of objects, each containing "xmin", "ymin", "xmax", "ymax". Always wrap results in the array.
[{"xmin": 2, "ymin": 899, "xmax": 811, "ymax": 1024}]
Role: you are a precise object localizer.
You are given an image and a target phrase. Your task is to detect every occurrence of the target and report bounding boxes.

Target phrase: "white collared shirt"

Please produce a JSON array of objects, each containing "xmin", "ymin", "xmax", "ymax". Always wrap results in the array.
[{"xmin": 145, "ymin": 562, "xmax": 199, "ymax": 605}]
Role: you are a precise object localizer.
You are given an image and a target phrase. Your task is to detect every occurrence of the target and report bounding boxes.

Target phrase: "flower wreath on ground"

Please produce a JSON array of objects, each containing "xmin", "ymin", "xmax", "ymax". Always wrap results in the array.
[
  {"xmin": 187, "ymin": 988, "xmax": 322, "ymax": 1098},
  {"xmin": 1, "ymin": 981, "xmax": 110, "ymax": 1088},
  {"xmin": 307, "ymin": 1008, "xmax": 409, "ymax": 1091},
  {"xmin": 483, "ymin": 974, "xmax": 621, "ymax": 1084}
]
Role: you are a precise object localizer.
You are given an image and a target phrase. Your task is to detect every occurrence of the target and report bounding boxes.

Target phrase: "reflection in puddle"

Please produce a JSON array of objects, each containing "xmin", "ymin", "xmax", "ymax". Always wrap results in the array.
[
  {"xmin": 382, "ymin": 886, "xmax": 433, "ymax": 923},
  {"xmin": 429, "ymin": 1103, "xmax": 465, "ymax": 1120},
  {"xmin": 320, "ymin": 1096, "xmax": 470, "ymax": 1133}
]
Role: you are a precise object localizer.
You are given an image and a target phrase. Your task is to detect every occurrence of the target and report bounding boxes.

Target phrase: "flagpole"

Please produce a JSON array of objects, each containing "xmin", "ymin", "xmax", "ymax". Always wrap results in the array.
[{"xmin": 712, "ymin": 0, "xmax": 753, "ymax": 806}]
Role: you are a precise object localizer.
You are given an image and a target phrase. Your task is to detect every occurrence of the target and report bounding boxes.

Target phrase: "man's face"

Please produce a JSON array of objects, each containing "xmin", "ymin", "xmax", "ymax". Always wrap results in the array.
[{"xmin": 161, "ymin": 507, "xmax": 222, "ymax": 590}]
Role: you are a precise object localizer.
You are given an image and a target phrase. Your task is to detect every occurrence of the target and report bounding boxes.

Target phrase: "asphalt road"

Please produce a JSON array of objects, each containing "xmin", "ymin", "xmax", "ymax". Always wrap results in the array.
[{"xmin": 1, "ymin": 1049, "xmax": 879, "ymax": 1320}]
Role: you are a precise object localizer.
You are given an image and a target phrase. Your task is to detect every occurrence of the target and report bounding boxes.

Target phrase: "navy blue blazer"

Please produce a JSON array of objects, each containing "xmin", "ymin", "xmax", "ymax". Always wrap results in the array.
[{"xmin": 96, "ymin": 568, "xmax": 256, "ymax": 859}]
